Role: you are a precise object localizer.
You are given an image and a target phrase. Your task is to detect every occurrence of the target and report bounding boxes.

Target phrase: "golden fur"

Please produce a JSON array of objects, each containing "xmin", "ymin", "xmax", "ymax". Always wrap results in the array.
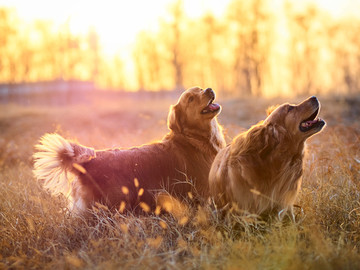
[
  {"xmin": 33, "ymin": 87, "xmax": 226, "ymax": 215},
  {"xmin": 209, "ymin": 96, "xmax": 325, "ymax": 219}
]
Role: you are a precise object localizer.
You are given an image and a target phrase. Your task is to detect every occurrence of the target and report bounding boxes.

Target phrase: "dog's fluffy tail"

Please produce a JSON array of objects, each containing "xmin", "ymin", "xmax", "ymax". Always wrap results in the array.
[{"xmin": 33, "ymin": 133, "xmax": 96, "ymax": 198}]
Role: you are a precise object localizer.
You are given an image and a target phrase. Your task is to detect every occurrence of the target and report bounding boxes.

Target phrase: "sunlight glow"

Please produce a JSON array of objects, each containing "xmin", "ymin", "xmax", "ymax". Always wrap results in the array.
[
  {"xmin": 0, "ymin": 0, "xmax": 230, "ymax": 55},
  {"xmin": 0, "ymin": 0, "xmax": 359, "ymax": 95},
  {"xmin": 1, "ymin": 0, "xmax": 357, "ymax": 56}
]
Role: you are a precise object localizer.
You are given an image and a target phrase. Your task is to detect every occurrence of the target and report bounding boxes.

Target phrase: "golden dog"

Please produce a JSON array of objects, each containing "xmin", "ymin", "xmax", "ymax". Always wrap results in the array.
[
  {"xmin": 33, "ymin": 87, "xmax": 226, "ymax": 215},
  {"xmin": 209, "ymin": 96, "xmax": 325, "ymax": 219}
]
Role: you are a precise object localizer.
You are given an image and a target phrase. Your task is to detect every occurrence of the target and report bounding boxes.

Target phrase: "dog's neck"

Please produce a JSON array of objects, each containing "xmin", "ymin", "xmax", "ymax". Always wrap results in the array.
[
  {"xmin": 233, "ymin": 125, "xmax": 306, "ymax": 180},
  {"xmin": 260, "ymin": 139, "xmax": 306, "ymax": 185},
  {"xmin": 264, "ymin": 135, "xmax": 306, "ymax": 163},
  {"xmin": 166, "ymin": 119, "xmax": 225, "ymax": 156}
]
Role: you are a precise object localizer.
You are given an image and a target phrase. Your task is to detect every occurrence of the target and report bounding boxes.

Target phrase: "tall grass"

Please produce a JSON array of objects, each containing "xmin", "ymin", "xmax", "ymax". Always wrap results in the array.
[{"xmin": 0, "ymin": 95, "xmax": 359, "ymax": 269}]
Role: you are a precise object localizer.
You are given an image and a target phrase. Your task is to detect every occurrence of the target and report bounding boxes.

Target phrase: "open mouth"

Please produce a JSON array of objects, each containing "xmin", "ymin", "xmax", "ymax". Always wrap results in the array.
[
  {"xmin": 201, "ymin": 97, "xmax": 221, "ymax": 114},
  {"xmin": 299, "ymin": 107, "xmax": 325, "ymax": 132}
]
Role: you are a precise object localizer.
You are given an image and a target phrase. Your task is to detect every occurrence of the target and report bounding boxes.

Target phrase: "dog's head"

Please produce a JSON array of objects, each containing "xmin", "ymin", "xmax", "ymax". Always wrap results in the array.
[
  {"xmin": 265, "ymin": 96, "xmax": 326, "ymax": 142},
  {"xmin": 168, "ymin": 87, "xmax": 221, "ymax": 133}
]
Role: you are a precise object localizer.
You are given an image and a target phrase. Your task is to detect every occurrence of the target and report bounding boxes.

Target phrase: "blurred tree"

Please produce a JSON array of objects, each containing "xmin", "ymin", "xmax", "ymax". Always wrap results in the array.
[
  {"xmin": 31, "ymin": 20, "xmax": 57, "ymax": 81},
  {"xmin": 58, "ymin": 18, "xmax": 86, "ymax": 81},
  {"xmin": 227, "ymin": 0, "xmax": 273, "ymax": 96},
  {"xmin": 328, "ymin": 19, "xmax": 360, "ymax": 94},
  {"xmin": 87, "ymin": 27, "xmax": 100, "ymax": 80},
  {"xmin": 133, "ymin": 31, "xmax": 163, "ymax": 90},
  {"xmin": 201, "ymin": 14, "xmax": 227, "ymax": 92},
  {"xmin": 2, "ymin": 2, "xmax": 360, "ymax": 96},
  {"xmin": 0, "ymin": 8, "xmax": 18, "ymax": 83},
  {"xmin": 97, "ymin": 54, "xmax": 125, "ymax": 90},
  {"xmin": 162, "ymin": 0, "xmax": 185, "ymax": 90},
  {"xmin": 169, "ymin": 0, "xmax": 184, "ymax": 90},
  {"xmin": 133, "ymin": 0, "xmax": 187, "ymax": 91},
  {"xmin": 133, "ymin": 34, "xmax": 146, "ymax": 91},
  {"xmin": 182, "ymin": 13, "xmax": 230, "ymax": 94},
  {"xmin": 285, "ymin": 4, "xmax": 323, "ymax": 95}
]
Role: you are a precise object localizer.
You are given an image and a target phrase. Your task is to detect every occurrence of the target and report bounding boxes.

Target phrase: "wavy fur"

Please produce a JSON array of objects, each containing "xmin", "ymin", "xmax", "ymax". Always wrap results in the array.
[
  {"xmin": 209, "ymin": 96, "xmax": 325, "ymax": 220},
  {"xmin": 33, "ymin": 87, "xmax": 225, "ymax": 215},
  {"xmin": 33, "ymin": 133, "xmax": 95, "ymax": 204}
]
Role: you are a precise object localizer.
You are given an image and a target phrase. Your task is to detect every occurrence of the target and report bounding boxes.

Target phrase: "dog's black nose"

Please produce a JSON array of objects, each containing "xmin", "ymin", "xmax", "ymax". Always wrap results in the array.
[
  {"xmin": 309, "ymin": 96, "xmax": 318, "ymax": 104},
  {"xmin": 204, "ymin": 88, "xmax": 215, "ymax": 98}
]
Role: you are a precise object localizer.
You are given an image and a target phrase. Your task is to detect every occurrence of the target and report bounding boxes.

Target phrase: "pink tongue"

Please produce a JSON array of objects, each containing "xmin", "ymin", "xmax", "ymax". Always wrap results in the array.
[
  {"xmin": 307, "ymin": 119, "xmax": 318, "ymax": 124},
  {"xmin": 209, "ymin": 103, "xmax": 220, "ymax": 111}
]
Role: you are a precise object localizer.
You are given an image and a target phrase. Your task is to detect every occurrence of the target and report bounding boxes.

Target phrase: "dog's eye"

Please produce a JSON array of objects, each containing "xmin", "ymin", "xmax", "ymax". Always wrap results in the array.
[
  {"xmin": 188, "ymin": 96, "xmax": 194, "ymax": 103},
  {"xmin": 288, "ymin": 106, "xmax": 294, "ymax": 112}
]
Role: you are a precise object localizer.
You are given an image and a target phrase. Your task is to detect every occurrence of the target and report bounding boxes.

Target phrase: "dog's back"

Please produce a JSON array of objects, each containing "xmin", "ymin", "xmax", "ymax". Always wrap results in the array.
[
  {"xmin": 77, "ymin": 142, "xmax": 194, "ymax": 212},
  {"xmin": 34, "ymin": 133, "xmax": 216, "ymax": 215}
]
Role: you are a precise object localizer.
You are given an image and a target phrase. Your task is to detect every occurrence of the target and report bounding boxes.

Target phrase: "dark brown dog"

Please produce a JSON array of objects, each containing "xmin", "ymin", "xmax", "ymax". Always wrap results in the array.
[
  {"xmin": 209, "ymin": 96, "xmax": 325, "ymax": 220},
  {"xmin": 33, "ymin": 87, "xmax": 226, "ymax": 215}
]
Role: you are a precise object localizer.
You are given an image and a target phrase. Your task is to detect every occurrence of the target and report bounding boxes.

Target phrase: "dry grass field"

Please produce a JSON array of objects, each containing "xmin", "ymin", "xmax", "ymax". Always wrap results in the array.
[{"xmin": 1, "ymin": 92, "xmax": 360, "ymax": 269}]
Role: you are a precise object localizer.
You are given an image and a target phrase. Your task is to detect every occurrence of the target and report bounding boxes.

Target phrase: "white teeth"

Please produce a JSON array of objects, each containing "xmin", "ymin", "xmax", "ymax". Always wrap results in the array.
[{"xmin": 207, "ymin": 98, "xmax": 214, "ymax": 106}]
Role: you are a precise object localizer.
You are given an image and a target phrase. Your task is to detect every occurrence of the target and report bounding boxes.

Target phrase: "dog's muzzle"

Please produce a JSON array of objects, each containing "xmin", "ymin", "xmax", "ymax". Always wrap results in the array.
[{"xmin": 204, "ymin": 88, "xmax": 215, "ymax": 100}]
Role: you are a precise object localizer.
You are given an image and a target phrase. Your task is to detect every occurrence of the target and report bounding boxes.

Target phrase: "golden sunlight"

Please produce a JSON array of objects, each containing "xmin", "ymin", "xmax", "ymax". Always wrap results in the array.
[
  {"xmin": 1, "ymin": 0, "xmax": 229, "ymax": 54},
  {"xmin": 0, "ymin": 0, "xmax": 360, "ymax": 96}
]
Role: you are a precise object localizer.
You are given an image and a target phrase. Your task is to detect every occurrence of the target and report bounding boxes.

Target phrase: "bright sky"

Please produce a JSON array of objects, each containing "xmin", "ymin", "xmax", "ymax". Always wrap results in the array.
[
  {"xmin": 1, "ymin": 0, "xmax": 359, "ymax": 91},
  {"xmin": 0, "ymin": 0, "xmax": 232, "ymax": 56},
  {"xmin": 2, "ymin": 0, "xmax": 359, "ymax": 56},
  {"xmin": 0, "ymin": 0, "xmax": 359, "ymax": 60}
]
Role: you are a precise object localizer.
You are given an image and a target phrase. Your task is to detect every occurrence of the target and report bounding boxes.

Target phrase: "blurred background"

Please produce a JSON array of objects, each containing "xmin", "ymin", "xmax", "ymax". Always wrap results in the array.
[
  {"xmin": 1, "ymin": 3, "xmax": 360, "ymax": 270},
  {"xmin": 0, "ymin": 0, "xmax": 360, "ymax": 100}
]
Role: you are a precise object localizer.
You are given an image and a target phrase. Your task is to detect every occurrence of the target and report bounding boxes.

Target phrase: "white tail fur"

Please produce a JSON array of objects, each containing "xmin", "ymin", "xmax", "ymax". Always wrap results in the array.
[{"xmin": 33, "ymin": 133, "xmax": 95, "ymax": 199}]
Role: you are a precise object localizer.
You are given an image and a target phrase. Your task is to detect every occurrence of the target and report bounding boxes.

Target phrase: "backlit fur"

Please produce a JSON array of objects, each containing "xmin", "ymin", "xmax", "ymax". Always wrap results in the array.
[
  {"xmin": 33, "ymin": 87, "xmax": 226, "ymax": 215},
  {"xmin": 209, "ymin": 96, "xmax": 325, "ymax": 219}
]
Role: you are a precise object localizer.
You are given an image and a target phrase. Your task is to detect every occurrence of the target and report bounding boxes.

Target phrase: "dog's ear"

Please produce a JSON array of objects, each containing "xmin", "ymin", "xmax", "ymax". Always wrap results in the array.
[
  {"xmin": 266, "ymin": 105, "xmax": 279, "ymax": 116},
  {"xmin": 168, "ymin": 104, "xmax": 183, "ymax": 133}
]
